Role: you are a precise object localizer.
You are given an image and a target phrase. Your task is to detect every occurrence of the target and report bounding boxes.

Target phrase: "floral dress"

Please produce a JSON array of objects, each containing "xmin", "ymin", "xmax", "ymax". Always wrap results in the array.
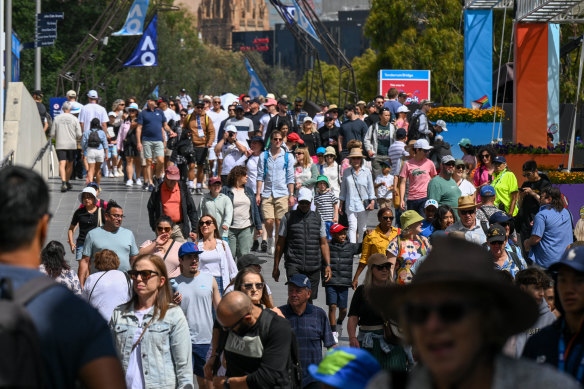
[
  {"xmin": 387, "ymin": 234, "xmax": 430, "ymax": 285},
  {"xmin": 39, "ymin": 264, "xmax": 82, "ymax": 295}
]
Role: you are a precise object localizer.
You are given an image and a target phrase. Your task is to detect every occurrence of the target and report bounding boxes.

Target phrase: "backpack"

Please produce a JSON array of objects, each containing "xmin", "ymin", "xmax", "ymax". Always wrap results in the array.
[
  {"xmin": 263, "ymin": 148, "xmax": 289, "ymax": 179},
  {"xmin": 0, "ymin": 276, "xmax": 56, "ymax": 386},
  {"xmin": 88, "ymin": 129, "xmax": 102, "ymax": 148},
  {"xmin": 407, "ymin": 112, "xmax": 422, "ymax": 141}
]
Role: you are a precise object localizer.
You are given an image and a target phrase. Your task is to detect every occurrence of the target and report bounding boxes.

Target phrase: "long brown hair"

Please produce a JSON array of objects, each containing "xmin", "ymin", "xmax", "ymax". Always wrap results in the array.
[
  {"xmin": 233, "ymin": 267, "xmax": 273, "ymax": 308},
  {"xmin": 198, "ymin": 214, "xmax": 221, "ymax": 239},
  {"xmin": 129, "ymin": 254, "xmax": 173, "ymax": 320}
]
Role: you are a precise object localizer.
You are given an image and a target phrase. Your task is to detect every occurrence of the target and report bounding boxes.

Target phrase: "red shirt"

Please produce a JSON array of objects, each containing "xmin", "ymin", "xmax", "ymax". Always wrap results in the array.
[{"xmin": 161, "ymin": 183, "xmax": 182, "ymax": 223}]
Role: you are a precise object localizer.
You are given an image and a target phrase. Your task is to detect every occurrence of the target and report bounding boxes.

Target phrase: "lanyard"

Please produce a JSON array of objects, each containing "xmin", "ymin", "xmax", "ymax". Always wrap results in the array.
[
  {"xmin": 196, "ymin": 115, "xmax": 202, "ymax": 129},
  {"xmin": 492, "ymin": 170, "xmax": 507, "ymax": 187},
  {"xmin": 558, "ymin": 321, "xmax": 584, "ymax": 381}
]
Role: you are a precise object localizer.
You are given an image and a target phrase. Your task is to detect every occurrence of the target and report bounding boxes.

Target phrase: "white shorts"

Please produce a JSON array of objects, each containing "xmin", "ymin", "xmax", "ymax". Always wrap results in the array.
[{"xmin": 86, "ymin": 148, "xmax": 105, "ymax": 163}]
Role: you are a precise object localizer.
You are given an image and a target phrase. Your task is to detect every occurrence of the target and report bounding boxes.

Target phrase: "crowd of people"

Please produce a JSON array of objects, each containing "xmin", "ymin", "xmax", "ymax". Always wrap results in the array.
[{"xmin": 6, "ymin": 85, "xmax": 584, "ymax": 388}]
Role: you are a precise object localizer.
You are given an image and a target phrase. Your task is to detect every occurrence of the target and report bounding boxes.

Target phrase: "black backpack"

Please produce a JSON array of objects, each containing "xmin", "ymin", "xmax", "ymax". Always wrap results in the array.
[
  {"xmin": 0, "ymin": 276, "xmax": 56, "ymax": 386},
  {"xmin": 88, "ymin": 129, "xmax": 102, "ymax": 148},
  {"xmin": 407, "ymin": 112, "xmax": 422, "ymax": 140}
]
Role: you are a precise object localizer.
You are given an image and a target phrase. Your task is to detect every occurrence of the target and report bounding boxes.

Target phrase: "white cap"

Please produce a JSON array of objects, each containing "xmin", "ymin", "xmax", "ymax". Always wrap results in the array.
[
  {"xmin": 87, "ymin": 90, "xmax": 98, "ymax": 99},
  {"xmin": 266, "ymin": 93, "xmax": 276, "ymax": 100},
  {"xmin": 297, "ymin": 187, "xmax": 313, "ymax": 202},
  {"xmin": 70, "ymin": 102, "xmax": 83, "ymax": 114},
  {"xmin": 414, "ymin": 139, "xmax": 433, "ymax": 150},
  {"xmin": 108, "ymin": 111, "xmax": 116, "ymax": 117},
  {"xmin": 226, "ymin": 124, "xmax": 237, "ymax": 133},
  {"xmin": 425, "ymin": 199, "xmax": 439, "ymax": 209},
  {"xmin": 435, "ymin": 119, "xmax": 448, "ymax": 131},
  {"xmin": 203, "ymin": 95, "xmax": 212, "ymax": 101},
  {"xmin": 435, "ymin": 134, "xmax": 443, "ymax": 141},
  {"xmin": 397, "ymin": 105, "xmax": 410, "ymax": 113},
  {"xmin": 303, "ymin": 116, "xmax": 313, "ymax": 123},
  {"xmin": 66, "ymin": 90, "xmax": 77, "ymax": 98},
  {"xmin": 128, "ymin": 102, "xmax": 139, "ymax": 110}
]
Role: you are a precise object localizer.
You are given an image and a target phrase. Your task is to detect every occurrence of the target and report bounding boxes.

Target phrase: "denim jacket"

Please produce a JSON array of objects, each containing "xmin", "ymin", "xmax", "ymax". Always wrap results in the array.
[
  {"xmin": 109, "ymin": 304, "xmax": 193, "ymax": 389},
  {"xmin": 221, "ymin": 186, "xmax": 263, "ymax": 230}
]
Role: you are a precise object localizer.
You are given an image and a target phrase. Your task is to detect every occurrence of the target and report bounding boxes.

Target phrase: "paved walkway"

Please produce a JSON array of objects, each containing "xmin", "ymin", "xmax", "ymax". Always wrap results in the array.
[{"xmin": 47, "ymin": 175, "xmax": 381, "ymax": 348}]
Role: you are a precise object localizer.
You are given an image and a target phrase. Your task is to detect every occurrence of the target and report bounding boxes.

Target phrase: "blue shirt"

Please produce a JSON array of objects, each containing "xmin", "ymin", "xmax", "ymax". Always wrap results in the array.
[
  {"xmin": 529, "ymin": 206, "xmax": 574, "ymax": 268},
  {"xmin": 339, "ymin": 119, "xmax": 368, "ymax": 148},
  {"xmin": 420, "ymin": 220, "xmax": 434, "ymax": 237},
  {"xmin": 0, "ymin": 264, "xmax": 117, "ymax": 389},
  {"xmin": 339, "ymin": 166, "xmax": 375, "ymax": 213},
  {"xmin": 279, "ymin": 303, "xmax": 335, "ymax": 387},
  {"xmin": 82, "ymin": 226, "xmax": 139, "ymax": 272},
  {"xmin": 257, "ymin": 148, "xmax": 295, "ymax": 199},
  {"xmin": 137, "ymin": 107, "xmax": 166, "ymax": 141},
  {"xmin": 81, "ymin": 128, "xmax": 108, "ymax": 151},
  {"xmin": 383, "ymin": 100, "xmax": 403, "ymax": 119}
]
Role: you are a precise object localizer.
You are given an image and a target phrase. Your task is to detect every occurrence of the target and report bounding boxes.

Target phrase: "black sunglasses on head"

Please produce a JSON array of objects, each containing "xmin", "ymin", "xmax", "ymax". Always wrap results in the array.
[{"xmin": 404, "ymin": 301, "xmax": 476, "ymax": 325}]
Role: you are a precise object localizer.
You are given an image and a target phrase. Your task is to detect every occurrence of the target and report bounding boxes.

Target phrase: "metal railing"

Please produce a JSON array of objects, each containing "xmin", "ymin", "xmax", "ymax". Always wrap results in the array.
[
  {"xmin": 0, "ymin": 150, "xmax": 15, "ymax": 169},
  {"xmin": 516, "ymin": 0, "xmax": 583, "ymax": 22},
  {"xmin": 31, "ymin": 138, "xmax": 53, "ymax": 169},
  {"xmin": 464, "ymin": 0, "xmax": 512, "ymax": 9}
]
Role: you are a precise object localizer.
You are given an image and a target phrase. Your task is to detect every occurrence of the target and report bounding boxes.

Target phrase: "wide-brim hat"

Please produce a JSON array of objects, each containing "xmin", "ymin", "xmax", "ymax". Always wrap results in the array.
[
  {"xmin": 324, "ymin": 146, "xmax": 336, "ymax": 156},
  {"xmin": 456, "ymin": 195, "xmax": 478, "ymax": 210},
  {"xmin": 347, "ymin": 148, "xmax": 364, "ymax": 159},
  {"xmin": 400, "ymin": 210, "xmax": 424, "ymax": 230},
  {"xmin": 78, "ymin": 187, "xmax": 97, "ymax": 203},
  {"xmin": 366, "ymin": 236, "xmax": 539, "ymax": 337}
]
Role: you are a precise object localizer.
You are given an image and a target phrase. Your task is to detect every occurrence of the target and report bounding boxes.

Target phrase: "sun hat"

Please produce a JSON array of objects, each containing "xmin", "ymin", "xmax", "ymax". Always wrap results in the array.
[
  {"xmin": 237, "ymin": 254, "xmax": 267, "ymax": 270},
  {"xmin": 458, "ymin": 138, "xmax": 472, "ymax": 148},
  {"xmin": 316, "ymin": 147, "xmax": 326, "ymax": 155},
  {"xmin": 347, "ymin": 148, "xmax": 364, "ymax": 158},
  {"xmin": 165, "ymin": 165, "xmax": 180, "ymax": 180},
  {"xmin": 420, "ymin": 99, "xmax": 433, "ymax": 106},
  {"xmin": 308, "ymin": 347, "xmax": 381, "ymax": 389},
  {"xmin": 78, "ymin": 187, "xmax": 97, "ymax": 203},
  {"xmin": 128, "ymin": 102, "xmax": 139, "ymax": 110},
  {"xmin": 316, "ymin": 175, "xmax": 329, "ymax": 187},
  {"xmin": 297, "ymin": 187, "xmax": 313, "ymax": 202},
  {"xmin": 413, "ymin": 139, "xmax": 432, "ymax": 150},
  {"xmin": 367, "ymin": 236, "xmax": 539, "ymax": 336},
  {"xmin": 456, "ymin": 195, "xmax": 477, "ymax": 210},
  {"xmin": 400, "ymin": 210, "xmax": 424, "ymax": 230},
  {"xmin": 487, "ymin": 224, "xmax": 507, "ymax": 243},
  {"xmin": 324, "ymin": 147, "xmax": 336, "ymax": 156},
  {"xmin": 424, "ymin": 199, "xmax": 438, "ymax": 209},
  {"xmin": 178, "ymin": 242, "xmax": 203, "ymax": 257},
  {"xmin": 397, "ymin": 105, "xmax": 410, "ymax": 113},
  {"xmin": 330, "ymin": 224, "xmax": 347, "ymax": 234},
  {"xmin": 480, "ymin": 185, "xmax": 496, "ymax": 197}
]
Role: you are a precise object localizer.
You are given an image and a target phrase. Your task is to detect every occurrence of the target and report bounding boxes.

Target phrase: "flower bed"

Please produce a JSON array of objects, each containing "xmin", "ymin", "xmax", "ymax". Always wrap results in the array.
[
  {"xmin": 428, "ymin": 107, "xmax": 505, "ymax": 123},
  {"xmin": 547, "ymin": 171, "xmax": 584, "ymax": 184}
]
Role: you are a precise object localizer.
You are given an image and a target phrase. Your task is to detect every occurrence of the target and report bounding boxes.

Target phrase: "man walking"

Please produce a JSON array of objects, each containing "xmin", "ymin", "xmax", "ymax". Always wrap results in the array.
[
  {"xmin": 273, "ymin": 188, "xmax": 332, "ymax": 300},
  {"xmin": 50, "ymin": 101, "xmax": 82, "ymax": 192},
  {"xmin": 225, "ymin": 105, "xmax": 254, "ymax": 145},
  {"xmin": 338, "ymin": 104, "xmax": 368, "ymax": 159},
  {"xmin": 364, "ymin": 107, "xmax": 395, "ymax": 178},
  {"xmin": 446, "ymin": 196, "xmax": 487, "ymax": 245},
  {"xmin": 185, "ymin": 100, "xmax": 215, "ymax": 194},
  {"xmin": 427, "ymin": 155, "xmax": 461, "ymax": 210},
  {"xmin": 409, "ymin": 99, "xmax": 433, "ymax": 141},
  {"xmin": 78, "ymin": 90, "xmax": 108, "ymax": 133},
  {"xmin": 279, "ymin": 274, "xmax": 336, "ymax": 389}
]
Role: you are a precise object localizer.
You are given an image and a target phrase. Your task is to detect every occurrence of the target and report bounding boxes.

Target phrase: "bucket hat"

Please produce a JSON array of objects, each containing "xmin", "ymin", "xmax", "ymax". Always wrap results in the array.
[
  {"xmin": 78, "ymin": 187, "xmax": 97, "ymax": 203},
  {"xmin": 347, "ymin": 148, "xmax": 364, "ymax": 158},
  {"xmin": 400, "ymin": 210, "xmax": 424, "ymax": 230}
]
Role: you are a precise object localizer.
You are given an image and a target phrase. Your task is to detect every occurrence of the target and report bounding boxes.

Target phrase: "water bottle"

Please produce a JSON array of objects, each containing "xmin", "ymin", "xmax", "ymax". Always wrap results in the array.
[{"xmin": 169, "ymin": 278, "xmax": 179, "ymax": 294}]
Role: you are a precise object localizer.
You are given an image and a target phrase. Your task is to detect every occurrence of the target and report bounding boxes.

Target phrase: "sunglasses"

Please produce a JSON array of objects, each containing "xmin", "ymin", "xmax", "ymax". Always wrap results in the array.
[
  {"xmin": 373, "ymin": 263, "xmax": 392, "ymax": 271},
  {"xmin": 404, "ymin": 301, "xmax": 475, "ymax": 325},
  {"xmin": 221, "ymin": 312, "xmax": 249, "ymax": 332},
  {"xmin": 157, "ymin": 226, "xmax": 171, "ymax": 233},
  {"xmin": 480, "ymin": 154, "xmax": 490, "ymax": 159},
  {"xmin": 456, "ymin": 165, "xmax": 465, "ymax": 169},
  {"xmin": 444, "ymin": 163, "xmax": 455, "ymax": 167},
  {"xmin": 213, "ymin": 101, "xmax": 221, "ymax": 104},
  {"xmin": 180, "ymin": 114, "xmax": 187, "ymax": 117},
  {"xmin": 382, "ymin": 216, "xmax": 394, "ymax": 221},
  {"xmin": 119, "ymin": 103, "xmax": 125, "ymax": 106},
  {"xmin": 199, "ymin": 220, "xmax": 214, "ymax": 226},
  {"xmin": 169, "ymin": 103, "xmax": 175, "ymax": 106},
  {"xmin": 127, "ymin": 269, "xmax": 159, "ymax": 281},
  {"xmin": 272, "ymin": 138, "xmax": 283, "ymax": 142},
  {"xmin": 459, "ymin": 209, "xmax": 475, "ymax": 215},
  {"xmin": 243, "ymin": 282, "xmax": 264, "ymax": 290},
  {"xmin": 295, "ymin": 152, "xmax": 304, "ymax": 156},
  {"xmin": 522, "ymin": 171, "xmax": 533, "ymax": 177},
  {"xmin": 228, "ymin": 109, "xmax": 235, "ymax": 112}
]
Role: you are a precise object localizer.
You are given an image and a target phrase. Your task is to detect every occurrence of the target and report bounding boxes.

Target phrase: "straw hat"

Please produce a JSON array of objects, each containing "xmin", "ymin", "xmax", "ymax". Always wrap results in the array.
[
  {"xmin": 347, "ymin": 148, "xmax": 364, "ymax": 158},
  {"xmin": 456, "ymin": 195, "xmax": 478, "ymax": 210}
]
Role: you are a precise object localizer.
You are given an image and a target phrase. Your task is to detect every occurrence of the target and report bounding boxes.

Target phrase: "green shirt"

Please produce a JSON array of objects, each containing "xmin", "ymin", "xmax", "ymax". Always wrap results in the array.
[
  {"xmin": 492, "ymin": 169, "xmax": 519, "ymax": 216},
  {"xmin": 427, "ymin": 175, "xmax": 462, "ymax": 210}
]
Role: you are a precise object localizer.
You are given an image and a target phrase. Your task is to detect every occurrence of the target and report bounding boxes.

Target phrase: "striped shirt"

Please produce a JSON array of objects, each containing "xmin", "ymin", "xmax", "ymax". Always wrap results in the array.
[
  {"xmin": 387, "ymin": 140, "xmax": 410, "ymax": 176},
  {"xmin": 314, "ymin": 190, "xmax": 337, "ymax": 222}
]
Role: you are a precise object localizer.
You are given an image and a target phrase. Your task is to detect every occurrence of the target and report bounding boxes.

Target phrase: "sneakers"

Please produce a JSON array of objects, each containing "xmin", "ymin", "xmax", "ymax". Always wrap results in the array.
[
  {"xmin": 261, "ymin": 240, "xmax": 267, "ymax": 252},
  {"xmin": 125, "ymin": 179, "xmax": 133, "ymax": 187},
  {"xmin": 113, "ymin": 170, "xmax": 120, "ymax": 177},
  {"xmin": 337, "ymin": 327, "xmax": 343, "ymax": 340},
  {"xmin": 251, "ymin": 240, "xmax": 259, "ymax": 252},
  {"xmin": 60, "ymin": 182, "xmax": 68, "ymax": 192},
  {"xmin": 135, "ymin": 178, "xmax": 142, "ymax": 186},
  {"xmin": 142, "ymin": 182, "xmax": 148, "ymax": 191},
  {"xmin": 108, "ymin": 171, "xmax": 115, "ymax": 178},
  {"xmin": 332, "ymin": 331, "xmax": 339, "ymax": 344},
  {"xmin": 195, "ymin": 188, "xmax": 203, "ymax": 195},
  {"xmin": 148, "ymin": 184, "xmax": 154, "ymax": 192},
  {"xmin": 66, "ymin": 182, "xmax": 73, "ymax": 190},
  {"xmin": 117, "ymin": 167, "xmax": 124, "ymax": 176}
]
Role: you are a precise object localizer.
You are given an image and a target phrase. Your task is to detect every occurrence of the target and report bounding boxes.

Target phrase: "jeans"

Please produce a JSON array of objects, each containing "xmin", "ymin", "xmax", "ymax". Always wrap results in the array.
[
  {"xmin": 228, "ymin": 226, "xmax": 254, "ymax": 259},
  {"xmin": 406, "ymin": 197, "xmax": 427, "ymax": 218},
  {"xmin": 75, "ymin": 245, "xmax": 84, "ymax": 260},
  {"xmin": 346, "ymin": 209, "xmax": 369, "ymax": 243}
]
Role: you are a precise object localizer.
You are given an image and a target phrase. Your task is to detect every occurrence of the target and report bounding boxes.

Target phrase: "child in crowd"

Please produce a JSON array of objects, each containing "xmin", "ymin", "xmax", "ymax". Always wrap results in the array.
[
  {"xmin": 325, "ymin": 223, "xmax": 361, "ymax": 343},
  {"xmin": 374, "ymin": 161, "xmax": 394, "ymax": 211},
  {"xmin": 106, "ymin": 111, "xmax": 119, "ymax": 178},
  {"xmin": 313, "ymin": 175, "xmax": 338, "ymax": 239}
]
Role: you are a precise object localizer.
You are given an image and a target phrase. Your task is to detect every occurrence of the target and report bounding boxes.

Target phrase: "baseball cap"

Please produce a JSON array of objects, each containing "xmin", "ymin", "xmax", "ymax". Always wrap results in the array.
[
  {"xmin": 455, "ymin": 159, "xmax": 466, "ymax": 167},
  {"xmin": 458, "ymin": 138, "xmax": 472, "ymax": 148},
  {"xmin": 303, "ymin": 117, "xmax": 313, "ymax": 123},
  {"xmin": 128, "ymin": 102, "xmax": 139, "ymax": 110},
  {"xmin": 493, "ymin": 156, "xmax": 507, "ymax": 164},
  {"xmin": 550, "ymin": 246, "xmax": 584, "ymax": 273},
  {"xmin": 165, "ymin": 165, "xmax": 180, "ymax": 180},
  {"xmin": 435, "ymin": 135, "xmax": 443, "ymax": 142},
  {"xmin": 266, "ymin": 93, "xmax": 276, "ymax": 100},
  {"xmin": 66, "ymin": 90, "xmax": 77, "ymax": 98},
  {"xmin": 328, "ymin": 104, "xmax": 338, "ymax": 111},
  {"xmin": 395, "ymin": 128, "xmax": 407, "ymax": 138},
  {"xmin": 70, "ymin": 102, "xmax": 83, "ymax": 114},
  {"xmin": 320, "ymin": 100, "xmax": 329, "ymax": 107},
  {"xmin": 203, "ymin": 95, "xmax": 212, "ymax": 102},
  {"xmin": 425, "ymin": 199, "xmax": 439, "ymax": 209},
  {"xmin": 208, "ymin": 176, "xmax": 222, "ymax": 185},
  {"xmin": 489, "ymin": 211, "xmax": 512, "ymax": 225},
  {"xmin": 397, "ymin": 105, "xmax": 410, "ymax": 113},
  {"xmin": 487, "ymin": 224, "xmax": 507, "ymax": 243},
  {"xmin": 180, "ymin": 88, "xmax": 187, "ymax": 92},
  {"xmin": 316, "ymin": 147, "xmax": 326, "ymax": 155},
  {"xmin": 308, "ymin": 347, "xmax": 381, "ymax": 389},
  {"xmin": 277, "ymin": 98, "xmax": 288, "ymax": 106},
  {"xmin": 287, "ymin": 133, "xmax": 304, "ymax": 144},
  {"xmin": 87, "ymin": 90, "xmax": 98, "ymax": 99},
  {"xmin": 330, "ymin": 224, "xmax": 347, "ymax": 234},
  {"xmin": 250, "ymin": 136, "xmax": 264, "ymax": 145},
  {"xmin": 297, "ymin": 187, "xmax": 313, "ymax": 202},
  {"xmin": 237, "ymin": 254, "xmax": 267, "ymax": 270},
  {"xmin": 264, "ymin": 98, "xmax": 277, "ymax": 106},
  {"xmin": 286, "ymin": 274, "xmax": 311, "ymax": 289},
  {"xmin": 441, "ymin": 155, "xmax": 455, "ymax": 164},
  {"xmin": 195, "ymin": 100, "xmax": 205, "ymax": 107},
  {"xmin": 414, "ymin": 139, "xmax": 433, "ymax": 150},
  {"xmin": 225, "ymin": 125, "xmax": 237, "ymax": 133},
  {"xmin": 435, "ymin": 119, "xmax": 448, "ymax": 131},
  {"xmin": 480, "ymin": 185, "xmax": 496, "ymax": 197},
  {"xmin": 108, "ymin": 111, "xmax": 116, "ymax": 117},
  {"xmin": 33, "ymin": 90, "xmax": 43, "ymax": 97},
  {"xmin": 294, "ymin": 97, "xmax": 303, "ymax": 103},
  {"xmin": 324, "ymin": 113, "xmax": 335, "ymax": 121},
  {"xmin": 234, "ymin": 104, "xmax": 244, "ymax": 111},
  {"xmin": 178, "ymin": 242, "xmax": 203, "ymax": 257},
  {"xmin": 420, "ymin": 99, "xmax": 433, "ymax": 106}
]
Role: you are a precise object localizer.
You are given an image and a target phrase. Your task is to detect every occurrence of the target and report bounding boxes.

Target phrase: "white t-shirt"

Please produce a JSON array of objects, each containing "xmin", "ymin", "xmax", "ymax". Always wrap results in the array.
[
  {"xmin": 125, "ymin": 307, "xmax": 152, "ymax": 389},
  {"xmin": 162, "ymin": 108, "xmax": 178, "ymax": 123},
  {"xmin": 458, "ymin": 179, "xmax": 477, "ymax": 197},
  {"xmin": 231, "ymin": 188, "xmax": 252, "ymax": 229},
  {"xmin": 82, "ymin": 270, "xmax": 132, "ymax": 321},
  {"xmin": 375, "ymin": 174, "xmax": 394, "ymax": 199},
  {"xmin": 225, "ymin": 117, "xmax": 254, "ymax": 144},
  {"xmin": 259, "ymin": 113, "xmax": 274, "ymax": 137},
  {"xmin": 79, "ymin": 103, "xmax": 108, "ymax": 130},
  {"xmin": 207, "ymin": 109, "xmax": 229, "ymax": 144},
  {"xmin": 246, "ymin": 154, "xmax": 261, "ymax": 193},
  {"xmin": 221, "ymin": 142, "xmax": 247, "ymax": 176}
]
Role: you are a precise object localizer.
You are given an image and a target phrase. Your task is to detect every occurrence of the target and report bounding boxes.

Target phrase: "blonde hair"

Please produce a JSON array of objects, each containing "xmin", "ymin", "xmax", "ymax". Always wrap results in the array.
[
  {"xmin": 128, "ymin": 254, "xmax": 173, "ymax": 320},
  {"xmin": 295, "ymin": 147, "xmax": 312, "ymax": 168},
  {"xmin": 575, "ymin": 219, "xmax": 584, "ymax": 241}
]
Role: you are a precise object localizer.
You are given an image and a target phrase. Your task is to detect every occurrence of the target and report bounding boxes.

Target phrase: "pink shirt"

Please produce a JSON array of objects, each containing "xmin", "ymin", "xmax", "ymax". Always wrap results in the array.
[{"xmin": 399, "ymin": 158, "xmax": 437, "ymax": 200}]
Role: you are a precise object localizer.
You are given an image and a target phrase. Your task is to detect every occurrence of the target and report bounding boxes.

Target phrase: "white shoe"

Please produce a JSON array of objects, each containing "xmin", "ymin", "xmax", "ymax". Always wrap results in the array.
[
  {"xmin": 135, "ymin": 178, "xmax": 142, "ymax": 186},
  {"xmin": 267, "ymin": 238, "xmax": 275, "ymax": 255},
  {"xmin": 117, "ymin": 168, "xmax": 124, "ymax": 176},
  {"xmin": 114, "ymin": 171, "xmax": 121, "ymax": 177},
  {"xmin": 108, "ymin": 171, "xmax": 114, "ymax": 178},
  {"xmin": 332, "ymin": 331, "xmax": 339, "ymax": 344},
  {"xmin": 125, "ymin": 179, "xmax": 133, "ymax": 187}
]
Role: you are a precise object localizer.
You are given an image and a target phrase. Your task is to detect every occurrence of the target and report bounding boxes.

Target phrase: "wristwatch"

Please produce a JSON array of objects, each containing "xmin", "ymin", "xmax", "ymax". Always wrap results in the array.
[{"xmin": 224, "ymin": 377, "xmax": 230, "ymax": 389}]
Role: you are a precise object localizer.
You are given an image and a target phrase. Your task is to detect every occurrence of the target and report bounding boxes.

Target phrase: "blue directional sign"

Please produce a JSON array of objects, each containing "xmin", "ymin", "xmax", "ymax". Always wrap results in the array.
[
  {"xmin": 37, "ymin": 12, "xmax": 64, "ymax": 20},
  {"xmin": 34, "ymin": 12, "xmax": 64, "ymax": 47}
]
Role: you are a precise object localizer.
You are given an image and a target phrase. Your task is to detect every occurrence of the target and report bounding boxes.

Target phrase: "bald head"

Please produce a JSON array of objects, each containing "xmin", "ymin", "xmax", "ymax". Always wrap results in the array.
[{"xmin": 217, "ymin": 291, "xmax": 253, "ymax": 327}]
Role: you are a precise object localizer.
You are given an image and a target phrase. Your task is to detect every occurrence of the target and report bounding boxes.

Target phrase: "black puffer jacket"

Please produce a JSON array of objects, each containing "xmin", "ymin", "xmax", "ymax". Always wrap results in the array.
[
  {"xmin": 324, "ymin": 240, "xmax": 361, "ymax": 287},
  {"xmin": 284, "ymin": 210, "xmax": 322, "ymax": 272}
]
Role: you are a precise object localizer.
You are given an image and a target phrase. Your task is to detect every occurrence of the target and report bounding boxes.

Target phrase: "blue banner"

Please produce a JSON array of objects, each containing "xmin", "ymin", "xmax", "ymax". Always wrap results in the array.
[
  {"xmin": 245, "ymin": 58, "xmax": 268, "ymax": 98},
  {"xmin": 272, "ymin": 0, "xmax": 295, "ymax": 25},
  {"xmin": 112, "ymin": 0, "xmax": 149, "ymax": 36},
  {"xmin": 548, "ymin": 24, "xmax": 560, "ymax": 146},
  {"xmin": 291, "ymin": 0, "xmax": 321, "ymax": 43},
  {"xmin": 124, "ymin": 14, "xmax": 157, "ymax": 67},
  {"xmin": 463, "ymin": 9, "xmax": 493, "ymax": 109}
]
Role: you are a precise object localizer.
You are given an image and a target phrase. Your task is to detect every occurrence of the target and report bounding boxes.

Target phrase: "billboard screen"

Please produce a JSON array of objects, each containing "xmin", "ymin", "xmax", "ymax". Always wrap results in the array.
[{"xmin": 378, "ymin": 70, "xmax": 431, "ymax": 104}]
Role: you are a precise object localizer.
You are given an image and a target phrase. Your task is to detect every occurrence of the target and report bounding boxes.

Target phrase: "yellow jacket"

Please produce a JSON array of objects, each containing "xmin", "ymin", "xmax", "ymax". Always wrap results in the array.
[{"xmin": 360, "ymin": 225, "xmax": 400, "ymax": 264}]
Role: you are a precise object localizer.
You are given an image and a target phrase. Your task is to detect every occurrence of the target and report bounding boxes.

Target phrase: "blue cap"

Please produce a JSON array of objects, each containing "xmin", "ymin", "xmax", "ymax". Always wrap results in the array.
[
  {"xmin": 286, "ymin": 274, "xmax": 311, "ymax": 289},
  {"xmin": 178, "ymin": 242, "xmax": 203, "ymax": 257},
  {"xmin": 250, "ymin": 136, "xmax": 264, "ymax": 145},
  {"xmin": 493, "ymin": 156, "xmax": 506, "ymax": 164},
  {"xmin": 308, "ymin": 347, "xmax": 381, "ymax": 389},
  {"xmin": 550, "ymin": 246, "xmax": 584, "ymax": 273},
  {"xmin": 489, "ymin": 211, "xmax": 512, "ymax": 225},
  {"xmin": 480, "ymin": 185, "xmax": 496, "ymax": 197},
  {"xmin": 316, "ymin": 147, "xmax": 326, "ymax": 155}
]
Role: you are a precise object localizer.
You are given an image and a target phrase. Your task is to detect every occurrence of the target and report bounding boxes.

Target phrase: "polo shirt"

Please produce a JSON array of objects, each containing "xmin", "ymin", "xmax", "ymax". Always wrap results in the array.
[
  {"xmin": 137, "ymin": 108, "xmax": 166, "ymax": 141},
  {"xmin": 161, "ymin": 183, "xmax": 182, "ymax": 223},
  {"xmin": 529, "ymin": 206, "xmax": 574, "ymax": 268},
  {"xmin": 445, "ymin": 219, "xmax": 487, "ymax": 245},
  {"xmin": 427, "ymin": 175, "xmax": 462, "ymax": 209},
  {"xmin": 492, "ymin": 168, "xmax": 519, "ymax": 216},
  {"xmin": 279, "ymin": 303, "xmax": 335, "ymax": 387}
]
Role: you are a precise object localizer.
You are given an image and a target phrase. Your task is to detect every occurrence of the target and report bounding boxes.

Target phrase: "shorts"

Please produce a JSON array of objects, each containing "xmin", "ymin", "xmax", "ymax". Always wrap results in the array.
[
  {"xmin": 107, "ymin": 144, "xmax": 118, "ymax": 159},
  {"xmin": 261, "ymin": 195, "xmax": 289, "ymax": 220},
  {"xmin": 140, "ymin": 150, "xmax": 147, "ymax": 166},
  {"xmin": 325, "ymin": 221, "xmax": 334, "ymax": 240},
  {"xmin": 286, "ymin": 267, "xmax": 321, "ymax": 300},
  {"xmin": 142, "ymin": 140, "xmax": 164, "ymax": 159},
  {"xmin": 325, "ymin": 285, "xmax": 349, "ymax": 308},
  {"xmin": 86, "ymin": 148, "xmax": 105, "ymax": 163},
  {"xmin": 191, "ymin": 147, "xmax": 208, "ymax": 166},
  {"xmin": 192, "ymin": 343, "xmax": 210, "ymax": 377},
  {"xmin": 56, "ymin": 149, "xmax": 76, "ymax": 162},
  {"xmin": 75, "ymin": 245, "xmax": 84, "ymax": 261}
]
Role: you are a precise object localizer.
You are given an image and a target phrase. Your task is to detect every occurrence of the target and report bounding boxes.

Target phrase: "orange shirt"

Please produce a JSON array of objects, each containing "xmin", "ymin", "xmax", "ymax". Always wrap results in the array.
[{"xmin": 161, "ymin": 183, "xmax": 182, "ymax": 223}]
